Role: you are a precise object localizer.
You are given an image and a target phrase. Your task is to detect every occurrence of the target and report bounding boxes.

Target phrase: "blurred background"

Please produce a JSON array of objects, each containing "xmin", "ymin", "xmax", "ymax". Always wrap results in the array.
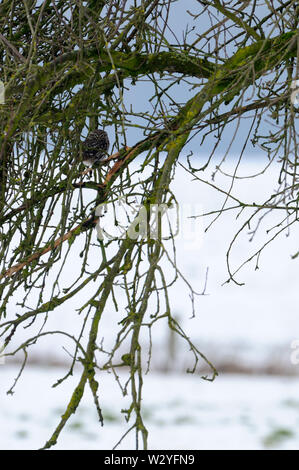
[
  {"xmin": 1, "ymin": 154, "xmax": 299, "ymax": 450},
  {"xmin": 1, "ymin": 0, "xmax": 298, "ymax": 450}
]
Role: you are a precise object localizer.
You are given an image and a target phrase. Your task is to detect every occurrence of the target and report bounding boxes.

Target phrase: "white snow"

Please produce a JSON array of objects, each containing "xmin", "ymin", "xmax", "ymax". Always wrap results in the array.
[
  {"xmin": 1, "ymin": 156, "xmax": 299, "ymax": 449},
  {"xmin": 0, "ymin": 365, "xmax": 299, "ymax": 450}
]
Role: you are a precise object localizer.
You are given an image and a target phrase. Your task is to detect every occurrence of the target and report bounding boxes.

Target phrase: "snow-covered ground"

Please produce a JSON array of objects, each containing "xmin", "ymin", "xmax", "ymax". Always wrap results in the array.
[
  {"xmin": 1, "ymin": 365, "xmax": 299, "ymax": 450},
  {"xmin": 1, "ymin": 156, "xmax": 299, "ymax": 450}
]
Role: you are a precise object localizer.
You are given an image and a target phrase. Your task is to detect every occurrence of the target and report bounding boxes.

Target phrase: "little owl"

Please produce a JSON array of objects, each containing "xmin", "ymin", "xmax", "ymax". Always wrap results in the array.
[{"xmin": 82, "ymin": 129, "xmax": 110, "ymax": 167}]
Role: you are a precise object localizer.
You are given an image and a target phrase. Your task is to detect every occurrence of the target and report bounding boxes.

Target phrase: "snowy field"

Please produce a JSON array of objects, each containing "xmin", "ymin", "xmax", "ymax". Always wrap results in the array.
[
  {"xmin": 1, "ymin": 157, "xmax": 299, "ymax": 449},
  {"xmin": 1, "ymin": 365, "xmax": 299, "ymax": 450}
]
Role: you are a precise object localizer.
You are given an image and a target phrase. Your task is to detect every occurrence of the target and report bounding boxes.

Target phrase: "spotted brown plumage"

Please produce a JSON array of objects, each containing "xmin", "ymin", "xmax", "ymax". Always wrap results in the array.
[{"xmin": 82, "ymin": 129, "xmax": 110, "ymax": 167}]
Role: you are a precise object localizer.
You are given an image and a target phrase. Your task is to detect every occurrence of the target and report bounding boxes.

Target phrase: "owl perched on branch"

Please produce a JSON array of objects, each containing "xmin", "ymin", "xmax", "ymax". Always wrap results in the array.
[{"xmin": 82, "ymin": 129, "xmax": 110, "ymax": 167}]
